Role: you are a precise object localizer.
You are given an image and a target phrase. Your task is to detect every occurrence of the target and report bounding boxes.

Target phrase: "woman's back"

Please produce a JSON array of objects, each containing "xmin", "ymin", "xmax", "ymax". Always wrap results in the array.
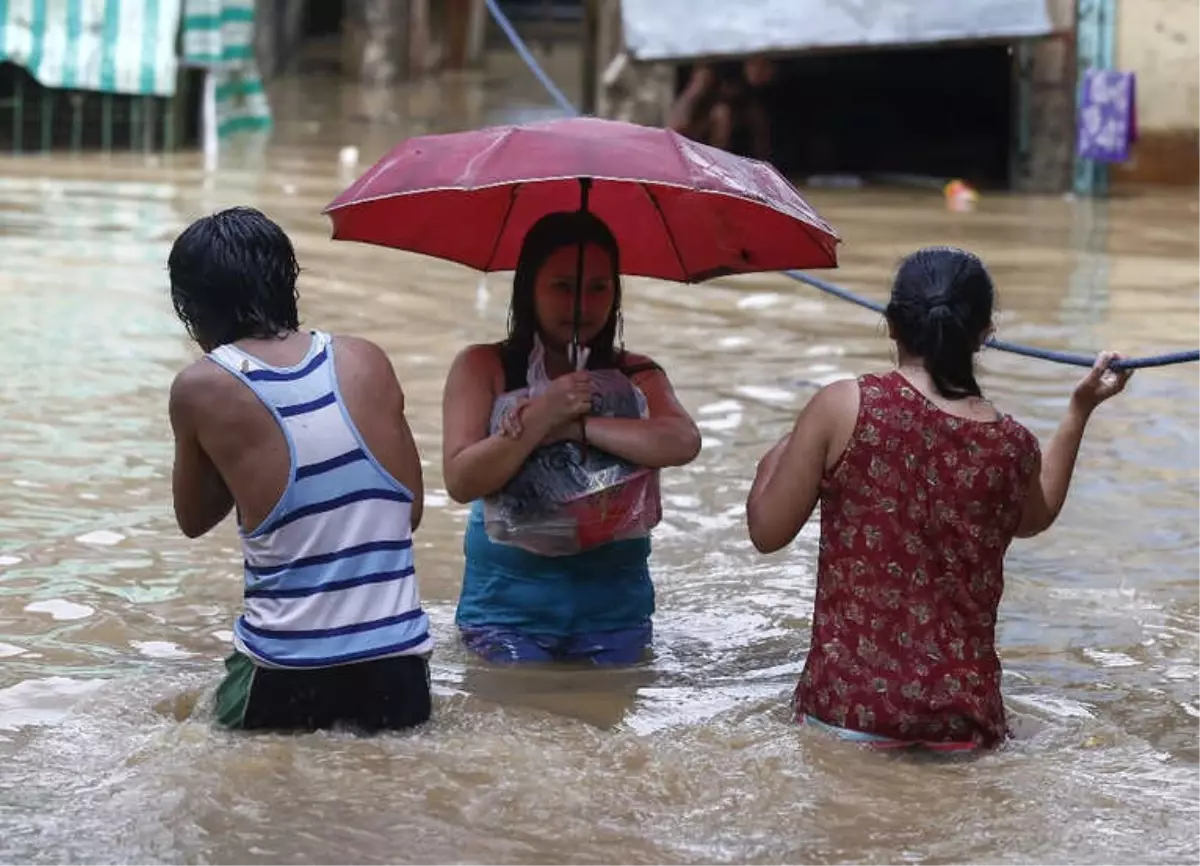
[
  {"xmin": 747, "ymin": 245, "xmax": 1132, "ymax": 749},
  {"xmin": 795, "ymin": 371, "xmax": 1040, "ymax": 747}
]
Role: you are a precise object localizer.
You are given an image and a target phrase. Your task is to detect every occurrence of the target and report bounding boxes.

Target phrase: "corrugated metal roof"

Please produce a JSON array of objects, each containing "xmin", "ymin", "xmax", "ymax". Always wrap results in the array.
[{"xmin": 621, "ymin": 0, "xmax": 1059, "ymax": 62}]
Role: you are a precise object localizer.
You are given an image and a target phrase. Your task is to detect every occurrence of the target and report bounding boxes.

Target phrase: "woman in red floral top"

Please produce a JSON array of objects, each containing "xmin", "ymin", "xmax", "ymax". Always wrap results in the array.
[{"xmin": 746, "ymin": 247, "xmax": 1132, "ymax": 750}]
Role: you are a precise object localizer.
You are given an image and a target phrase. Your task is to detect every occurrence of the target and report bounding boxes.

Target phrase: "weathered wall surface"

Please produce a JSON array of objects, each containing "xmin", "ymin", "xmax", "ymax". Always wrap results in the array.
[
  {"xmin": 598, "ymin": 0, "xmax": 1082, "ymax": 192},
  {"xmin": 1113, "ymin": 0, "xmax": 1199, "ymax": 185},
  {"xmin": 1016, "ymin": 33, "xmax": 1078, "ymax": 193}
]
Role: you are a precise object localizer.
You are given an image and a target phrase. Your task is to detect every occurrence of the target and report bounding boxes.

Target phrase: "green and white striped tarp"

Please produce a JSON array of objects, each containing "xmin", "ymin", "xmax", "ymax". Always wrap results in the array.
[
  {"xmin": 182, "ymin": 0, "xmax": 270, "ymax": 138},
  {"xmin": 0, "ymin": 0, "xmax": 183, "ymax": 97}
]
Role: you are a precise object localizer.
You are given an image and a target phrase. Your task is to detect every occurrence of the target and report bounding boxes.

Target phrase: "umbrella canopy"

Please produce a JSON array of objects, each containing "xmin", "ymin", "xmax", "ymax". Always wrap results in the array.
[{"xmin": 324, "ymin": 116, "xmax": 839, "ymax": 282}]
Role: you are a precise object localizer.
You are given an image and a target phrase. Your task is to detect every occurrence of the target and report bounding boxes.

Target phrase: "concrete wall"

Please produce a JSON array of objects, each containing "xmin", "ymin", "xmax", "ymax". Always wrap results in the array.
[
  {"xmin": 1113, "ymin": 0, "xmax": 1199, "ymax": 185},
  {"xmin": 1046, "ymin": 0, "xmax": 1075, "ymax": 31},
  {"xmin": 1015, "ymin": 34, "xmax": 1078, "ymax": 193}
]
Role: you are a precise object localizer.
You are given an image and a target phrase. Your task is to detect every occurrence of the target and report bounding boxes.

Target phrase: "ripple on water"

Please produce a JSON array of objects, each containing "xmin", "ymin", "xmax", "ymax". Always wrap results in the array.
[
  {"xmin": 0, "ymin": 677, "xmax": 107, "ymax": 731},
  {"xmin": 737, "ymin": 293, "xmax": 782, "ymax": 310},
  {"xmin": 74, "ymin": 530, "xmax": 126, "ymax": 546},
  {"xmin": 23, "ymin": 599, "xmax": 96, "ymax": 621},
  {"xmin": 1081, "ymin": 649, "xmax": 1141, "ymax": 668},
  {"xmin": 130, "ymin": 641, "xmax": 196, "ymax": 660}
]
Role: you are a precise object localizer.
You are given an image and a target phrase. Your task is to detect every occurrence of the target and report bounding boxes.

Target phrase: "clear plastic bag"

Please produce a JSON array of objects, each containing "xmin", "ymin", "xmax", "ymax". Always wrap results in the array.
[{"xmin": 482, "ymin": 339, "xmax": 663, "ymax": 557}]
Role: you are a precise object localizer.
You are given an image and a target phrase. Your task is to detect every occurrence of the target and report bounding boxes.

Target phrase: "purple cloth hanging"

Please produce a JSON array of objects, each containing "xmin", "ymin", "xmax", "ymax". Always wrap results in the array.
[{"xmin": 1077, "ymin": 69, "xmax": 1138, "ymax": 163}]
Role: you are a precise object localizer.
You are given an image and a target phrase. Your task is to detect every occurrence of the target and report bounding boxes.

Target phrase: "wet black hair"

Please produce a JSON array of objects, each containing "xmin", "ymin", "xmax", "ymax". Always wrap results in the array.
[
  {"xmin": 885, "ymin": 246, "xmax": 994, "ymax": 400},
  {"xmin": 168, "ymin": 206, "xmax": 301, "ymax": 350},
  {"xmin": 501, "ymin": 210, "xmax": 623, "ymax": 373}
]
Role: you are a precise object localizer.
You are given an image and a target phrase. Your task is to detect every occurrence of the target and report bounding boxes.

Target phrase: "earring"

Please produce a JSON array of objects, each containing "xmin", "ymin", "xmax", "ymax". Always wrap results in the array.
[{"xmin": 617, "ymin": 310, "xmax": 625, "ymax": 351}]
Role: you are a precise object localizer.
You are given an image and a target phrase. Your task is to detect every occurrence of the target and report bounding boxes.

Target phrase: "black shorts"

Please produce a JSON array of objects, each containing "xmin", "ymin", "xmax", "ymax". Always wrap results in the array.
[{"xmin": 215, "ymin": 650, "xmax": 431, "ymax": 733}]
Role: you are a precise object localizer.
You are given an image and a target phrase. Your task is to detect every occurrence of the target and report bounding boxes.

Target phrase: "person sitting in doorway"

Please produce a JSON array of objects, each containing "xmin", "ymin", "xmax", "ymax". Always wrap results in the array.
[
  {"xmin": 166, "ymin": 206, "xmax": 432, "ymax": 733},
  {"xmin": 668, "ymin": 56, "xmax": 776, "ymax": 161}
]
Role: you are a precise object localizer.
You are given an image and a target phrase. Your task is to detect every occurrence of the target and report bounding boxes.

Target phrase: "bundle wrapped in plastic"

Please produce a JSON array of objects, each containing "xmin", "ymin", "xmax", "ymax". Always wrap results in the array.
[{"xmin": 482, "ymin": 337, "xmax": 662, "ymax": 557}]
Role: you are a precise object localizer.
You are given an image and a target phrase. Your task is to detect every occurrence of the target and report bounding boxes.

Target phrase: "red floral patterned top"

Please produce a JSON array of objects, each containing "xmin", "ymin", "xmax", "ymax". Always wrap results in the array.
[{"xmin": 794, "ymin": 371, "xmax": 1040, "ymax": 747}]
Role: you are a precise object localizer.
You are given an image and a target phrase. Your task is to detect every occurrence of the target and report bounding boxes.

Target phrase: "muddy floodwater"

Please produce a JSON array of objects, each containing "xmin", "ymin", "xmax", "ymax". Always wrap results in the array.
[{"xmin": 0, "ymin": 49, "xmax": 1197, "ymax": 865}]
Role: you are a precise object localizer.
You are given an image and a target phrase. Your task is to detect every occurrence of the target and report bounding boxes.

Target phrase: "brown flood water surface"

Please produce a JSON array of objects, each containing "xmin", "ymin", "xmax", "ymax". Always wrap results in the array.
[{"xmin": 0, "ymin": 56, "xmax": 1197, "ymax": 864}]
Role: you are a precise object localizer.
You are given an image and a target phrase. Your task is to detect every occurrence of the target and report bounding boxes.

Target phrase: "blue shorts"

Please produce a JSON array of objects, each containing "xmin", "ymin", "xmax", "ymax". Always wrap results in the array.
[{"xmin": 459, "ymin": 620, "xmax": 652, "ymax": 666}]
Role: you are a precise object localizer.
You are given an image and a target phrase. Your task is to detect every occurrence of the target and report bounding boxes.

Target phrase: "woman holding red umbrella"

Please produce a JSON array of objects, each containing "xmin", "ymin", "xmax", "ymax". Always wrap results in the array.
[
  {"xmin": 441, "ymin": 210, "xmax": 702, "ymax": 665},
  {"xmin": 322, "ymin": 115, "xmax": 841, "ymax": 665}
]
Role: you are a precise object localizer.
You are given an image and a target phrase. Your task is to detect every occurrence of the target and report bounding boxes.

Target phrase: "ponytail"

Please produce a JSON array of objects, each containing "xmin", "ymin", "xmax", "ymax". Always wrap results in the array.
[
  {"xmin": 917, "ymin": 301, "xmax": 982, "ymax": 399},
  {"xmin": 885, "ymin": 247, "xmax": 994, "ymax": 400}
]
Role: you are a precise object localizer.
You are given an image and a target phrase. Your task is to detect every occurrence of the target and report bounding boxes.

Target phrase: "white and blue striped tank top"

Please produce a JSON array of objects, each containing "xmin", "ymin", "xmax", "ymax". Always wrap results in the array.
[{"xmin": 207, "ymin": 330, "xmax": 432, "ymax": 668}]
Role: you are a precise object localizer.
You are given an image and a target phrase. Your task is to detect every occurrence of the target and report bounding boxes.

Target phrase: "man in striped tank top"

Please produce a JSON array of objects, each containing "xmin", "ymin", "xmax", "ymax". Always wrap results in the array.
[{"xmin": 166, "ymin": 207, "xmax": 432, "ymax": 733}]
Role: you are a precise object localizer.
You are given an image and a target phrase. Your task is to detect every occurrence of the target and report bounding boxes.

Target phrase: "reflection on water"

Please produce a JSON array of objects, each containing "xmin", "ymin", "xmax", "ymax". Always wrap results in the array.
[{"xmin": 0, "ymin": 50, "xmax": 1197, "ymax": 865}]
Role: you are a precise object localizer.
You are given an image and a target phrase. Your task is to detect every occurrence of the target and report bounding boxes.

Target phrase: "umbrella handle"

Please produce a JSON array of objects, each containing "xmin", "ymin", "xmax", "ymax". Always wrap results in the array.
[
  {"xmin": 570, "ymin": 177, "xmax": 593, "ymax": 370},
  {"xmin": 577, "ymin": 176, "xmax": 592, "ymax": 212}
]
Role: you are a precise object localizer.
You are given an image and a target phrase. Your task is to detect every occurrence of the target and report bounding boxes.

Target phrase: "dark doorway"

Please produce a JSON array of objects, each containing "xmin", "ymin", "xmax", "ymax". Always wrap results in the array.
[
  {"xmin": 305, "ymin": 0, "xmax": 345, "ymax": 37},
  {"xmin": 295, "ymin": 0, "xmax": 346, "ymax": 75},
  {"xmin": 677, "ymin": 43, "xmax": 1015, "ymax": 189},
  {"xmin": 497, "ymin": 0, "xmax": 582, "ymax": 22}
]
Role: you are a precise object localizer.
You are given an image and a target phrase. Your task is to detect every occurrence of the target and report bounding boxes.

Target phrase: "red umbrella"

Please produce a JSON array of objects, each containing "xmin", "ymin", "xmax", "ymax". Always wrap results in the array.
[{"xmin": 323, "ymin": 116, "xmax": 839, "ymax": 283}]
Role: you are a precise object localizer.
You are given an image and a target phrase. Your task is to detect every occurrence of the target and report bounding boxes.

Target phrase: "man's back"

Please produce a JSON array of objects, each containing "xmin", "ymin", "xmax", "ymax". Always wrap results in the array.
[
  {"xmin": 166, "ymin": 206, "xmax": 432, "ymax": 732},
  {"xmin": 171, "ymin": 329, "xmax": 430, "ymax": 668},
  {"xmin": 174, "ymin": 331, "xmax": 423, "ymax": 533}
]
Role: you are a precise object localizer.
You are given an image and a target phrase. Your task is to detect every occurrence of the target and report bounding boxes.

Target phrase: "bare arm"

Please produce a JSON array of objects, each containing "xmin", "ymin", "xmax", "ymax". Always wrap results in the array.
[
  {"xmin": 332, "ymin": 335, "xmax": 426, "ymax": 530},
  {"xmin": 573, "ymin": 364, "xmax": 701, "ymax": 469},
  {"xmin": 1014, "ymin": 411, "xmax": 1083, "ymax": 538},
  {"xmin": 668, "ymin": 66, "xmax": 714, "ymax": 132},
  {"xmin": 395, "ymin": 397, "xmax": 424, "ymax": 532},
  {"xmin": 374, "ymin": 342, "xmax": 426, "ymax": 532},
  {"xmin": 168, "ymin": 369, "xmax": 235, "ymax": 539},
  {"xmin": 1016, "ymin": 352, "xmax": 1132, "ymax": 538},
  {"xmin": 746, "ymin": 379, "xmax": 857, "ymax": 553},
  {"xmin": 382, "ymin": 364, "xmax": 425, "ymax": 532},
  {"xmin": 441, "ymin": 346, "xmax": 587, "ymax": 504}
]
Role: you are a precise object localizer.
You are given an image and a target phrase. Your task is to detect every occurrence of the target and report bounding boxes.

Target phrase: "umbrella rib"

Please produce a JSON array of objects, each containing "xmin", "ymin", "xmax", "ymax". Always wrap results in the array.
[
  {"xmin": 639, "ymin": 182, "xmax": 688, "ymax": 283},
  {"xmin": 482, "ymin": 185, "xmax": 520, "ymax": 272}
]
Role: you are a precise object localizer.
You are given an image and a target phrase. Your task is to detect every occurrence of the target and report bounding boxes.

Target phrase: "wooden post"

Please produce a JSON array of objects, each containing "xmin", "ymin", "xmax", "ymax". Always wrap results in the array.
[
  {"xmin": 343, "ymin": 0, "xmax": 410, "ymax": 85},
  {"xmin": 341, "ymin": 0, "xmax": 363, "ymax": 80},
  {"xmin": 581, "ymin": 0, "xmax": 599, "ymax": 114},
  {"xmin": 466, "ymin": 0, "xmax": 487, "ymax": 67},
  {"xmin": 445, "ymin": 0, "xmax": 471, "ymax": 70},
  {"xmin": 410, "ymin": 0, "xmax": 439, "ymax": 75},
  {"xmin": 595, "ymin": 0, "xmax": 624, "ymax": 118},
  {"xmin": 408, "ymin": 0, "xmax": 435, "ymax": 76}
]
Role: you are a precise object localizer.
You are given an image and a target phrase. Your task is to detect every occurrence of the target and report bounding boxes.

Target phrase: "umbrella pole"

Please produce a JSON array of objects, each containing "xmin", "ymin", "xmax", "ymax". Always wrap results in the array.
[{"xmin": 570, "ymin": 176, "xmax": 593, "ymax": 370}]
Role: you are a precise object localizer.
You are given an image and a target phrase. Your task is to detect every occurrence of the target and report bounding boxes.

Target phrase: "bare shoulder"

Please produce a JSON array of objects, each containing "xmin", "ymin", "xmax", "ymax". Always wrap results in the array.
[
  {"xmin": 618, "ymin": 350, "xmax": 668, "ymax": 383},
  {"xmin": 455, "ymin": 342, "xmax": 503, "ymax": 368},
  {"xmin": 619, "ymin": 350, "xmax": 658, "ymax": 369},
  {"xmin": 169, "ymin": 358, "xmax": 230, "ymax": 418},
  {"xmin": 330, "ymin": 335, "xmax": 409, "ymax": 415},
  {"xmin": 815, "ymin": 377, "xmax": 859, "ymax": 408},
  {"xmin": 448, "ymin": 342, "xmax": 505, "ymax": 381},
  {"xmin": 331, "ymin": 334, "xmax": 395, "ymax": 373},
  {"xmin": 801, "ymin": 377, "xmax": 860, "ymax": 425}
]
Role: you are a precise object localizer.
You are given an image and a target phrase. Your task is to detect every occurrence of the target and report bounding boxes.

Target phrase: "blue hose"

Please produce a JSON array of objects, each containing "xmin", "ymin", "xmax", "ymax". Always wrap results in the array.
[{"xmin": 481, "ymin": 0, "xmax": 1199, "ymax": 372}]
